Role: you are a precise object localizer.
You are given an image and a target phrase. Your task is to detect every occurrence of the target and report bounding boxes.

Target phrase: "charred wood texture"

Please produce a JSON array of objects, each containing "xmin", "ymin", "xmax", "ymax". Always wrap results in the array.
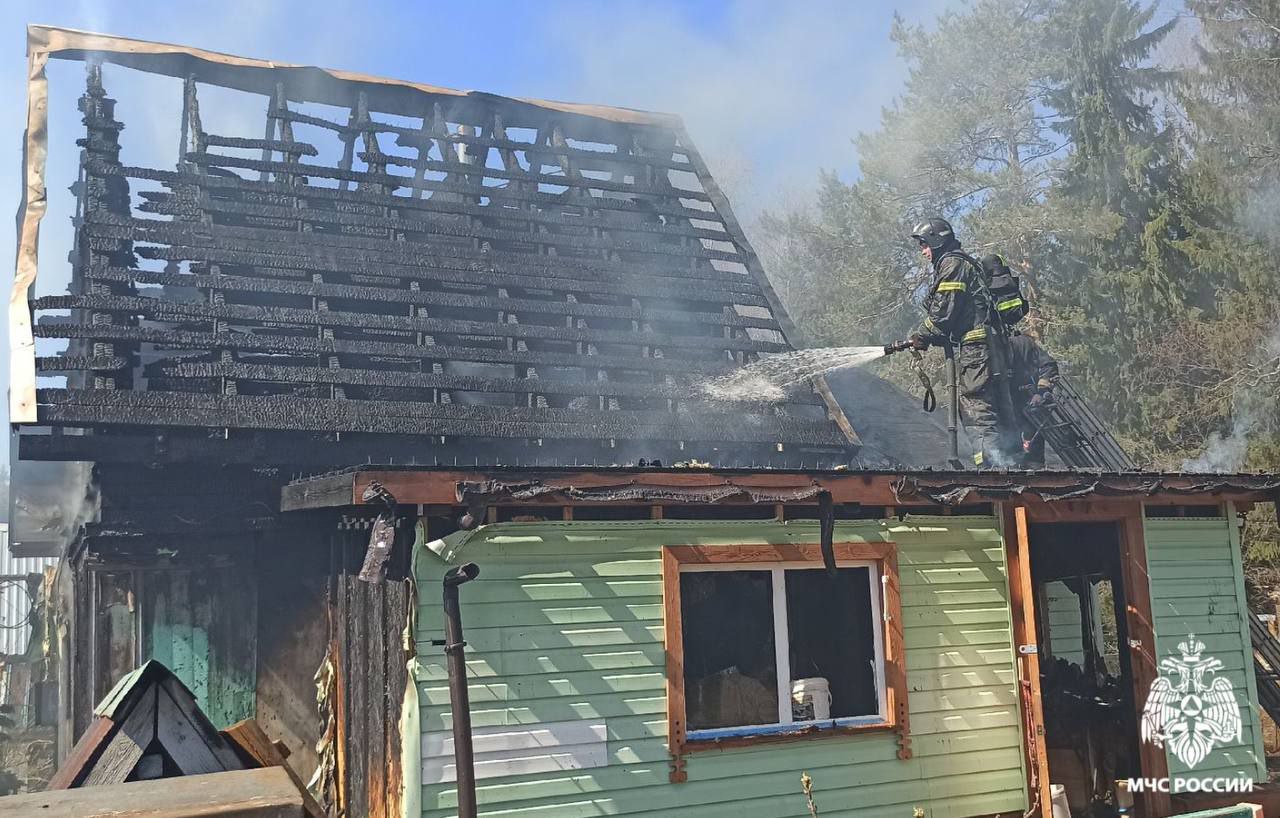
[{"xmin": 32, "ymin": 64, "xmax": 851, "ymax": 463}]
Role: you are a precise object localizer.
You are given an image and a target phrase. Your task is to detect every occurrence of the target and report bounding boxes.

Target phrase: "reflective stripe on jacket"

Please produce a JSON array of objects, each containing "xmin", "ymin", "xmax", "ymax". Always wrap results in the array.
[{"xmin": 915, "ymin": 250, "xmax": 994, "ymax": 346}]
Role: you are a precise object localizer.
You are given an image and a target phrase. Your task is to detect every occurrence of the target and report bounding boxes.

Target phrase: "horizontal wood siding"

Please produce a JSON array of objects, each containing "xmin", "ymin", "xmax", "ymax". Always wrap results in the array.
[
  {"xmin": 1043, "ymin": 581, "xmax": 1086, "ymax": 665},
  {"xmin": 1144, "ymin": 515, "xmax": 1266, "ymax": 783},
  {"xmin": 415, "ymin": 518, "xmax": 1024, "ymax": 818}
]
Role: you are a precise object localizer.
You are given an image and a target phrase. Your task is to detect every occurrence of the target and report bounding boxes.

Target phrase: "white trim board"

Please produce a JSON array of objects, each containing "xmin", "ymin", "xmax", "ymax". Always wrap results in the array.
[{"xmin": 421, "ymin": 719, "xmax": 608, "ymax": 784}]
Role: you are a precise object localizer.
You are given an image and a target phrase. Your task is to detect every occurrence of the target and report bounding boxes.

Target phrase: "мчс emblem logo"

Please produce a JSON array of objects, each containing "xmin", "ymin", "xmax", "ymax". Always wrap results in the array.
[{"xmin": 1140, "ymin": 635, "xmax": 1242, "ymax": 769}]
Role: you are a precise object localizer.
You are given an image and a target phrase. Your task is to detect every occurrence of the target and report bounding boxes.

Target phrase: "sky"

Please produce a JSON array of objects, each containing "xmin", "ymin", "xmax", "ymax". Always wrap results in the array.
[{"xmin": 1, "ymin": 0, "xmax": 951, "ymax": 429}]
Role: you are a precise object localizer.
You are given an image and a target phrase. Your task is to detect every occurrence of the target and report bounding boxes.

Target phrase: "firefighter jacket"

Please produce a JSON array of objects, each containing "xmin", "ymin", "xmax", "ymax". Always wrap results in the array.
[
  {"xmin": 1007, "ymin": 333, "xmax": 1059, "ymax": 401},
  {"xmin": 914, "ymin": 250, "xmax": 994, "ymax": 347}
]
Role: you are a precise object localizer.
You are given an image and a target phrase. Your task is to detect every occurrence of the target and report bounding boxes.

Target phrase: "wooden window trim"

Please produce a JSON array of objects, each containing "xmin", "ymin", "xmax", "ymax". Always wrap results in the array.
[{"xmin": 662, "ymin": 542, "xmax": 909, "ymax": 783}]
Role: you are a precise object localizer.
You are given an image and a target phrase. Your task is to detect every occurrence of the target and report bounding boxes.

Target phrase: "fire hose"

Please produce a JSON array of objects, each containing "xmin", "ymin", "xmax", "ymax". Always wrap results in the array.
[{"xmin": 883, "ymin": 341, "xmax": 937, "ymax": 413}]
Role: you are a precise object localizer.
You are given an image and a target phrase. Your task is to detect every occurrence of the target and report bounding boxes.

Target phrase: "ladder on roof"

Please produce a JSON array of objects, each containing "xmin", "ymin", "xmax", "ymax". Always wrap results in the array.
[
  {"xmin": 1023, "ymin": 374, "xmax": 1137, "ymax": 471},
  {"xmin": 1249, "ymin": 613, "xmax": 1280, "ymax": 725}
]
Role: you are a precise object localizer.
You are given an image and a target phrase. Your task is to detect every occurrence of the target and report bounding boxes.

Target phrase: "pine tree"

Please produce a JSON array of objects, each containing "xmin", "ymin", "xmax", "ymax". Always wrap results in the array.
[
  {"xmin": 1143, "ymin": 0, "xmax": 1280, "ymax": 472},
  {"xmin": 759, "ymin": 0, "xmax": 1058, "ymax": 354},
  {"xmin": 1034, "ymin": 0, "xmax": 1195, "ymax": 456}
]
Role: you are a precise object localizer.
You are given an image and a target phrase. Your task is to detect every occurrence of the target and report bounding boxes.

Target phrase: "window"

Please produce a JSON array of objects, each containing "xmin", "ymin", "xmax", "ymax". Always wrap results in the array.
[{"xmin": 663, "ymin": 543, "xmax": 909, "ymax": 766}]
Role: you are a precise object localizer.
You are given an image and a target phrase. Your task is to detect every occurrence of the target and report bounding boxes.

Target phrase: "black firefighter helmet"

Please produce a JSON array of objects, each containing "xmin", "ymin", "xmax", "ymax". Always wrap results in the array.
[{"xmin": 910, "ymin": 216, "xmax": 956, "ymax": 252}]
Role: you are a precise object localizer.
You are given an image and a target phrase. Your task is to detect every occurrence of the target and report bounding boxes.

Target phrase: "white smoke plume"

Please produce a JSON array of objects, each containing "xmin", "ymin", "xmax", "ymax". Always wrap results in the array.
[
  {"xmin": 547, "ymin": 0, "xmax": 945, "ymax": 218},
  {"xmin": 1182, "ymin": 326, "xmax": 1280, "ymax": 473}
]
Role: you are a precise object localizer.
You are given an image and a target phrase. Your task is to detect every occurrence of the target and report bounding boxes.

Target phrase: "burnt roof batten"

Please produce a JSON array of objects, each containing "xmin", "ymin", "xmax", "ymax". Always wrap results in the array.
[{"xmin": 16, "ymin": 27, "xmax": 854, "ymax": 466}]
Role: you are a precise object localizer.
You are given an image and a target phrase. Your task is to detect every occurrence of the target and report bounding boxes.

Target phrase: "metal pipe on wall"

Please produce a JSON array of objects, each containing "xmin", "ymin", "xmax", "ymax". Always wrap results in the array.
[{"xmin": 441, "ymin": 562, "xmax": 480, "ymax": 818}]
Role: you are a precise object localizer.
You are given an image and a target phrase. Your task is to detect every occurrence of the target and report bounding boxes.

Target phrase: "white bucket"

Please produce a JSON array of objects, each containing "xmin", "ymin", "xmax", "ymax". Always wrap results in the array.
[
  {"xmin": 791, "ymin": 677, "xmax": 832, "ymax": 721},
  {"xmin": 1049, "ymin": 784, "xmax": 1072, "ymax": 818}
]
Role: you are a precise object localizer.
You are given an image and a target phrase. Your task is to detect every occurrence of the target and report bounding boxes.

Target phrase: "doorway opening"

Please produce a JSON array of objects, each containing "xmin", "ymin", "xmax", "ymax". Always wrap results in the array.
[{"xmin": 1029, "ymin": 522, "xmax": 1139, "ymax": 818}]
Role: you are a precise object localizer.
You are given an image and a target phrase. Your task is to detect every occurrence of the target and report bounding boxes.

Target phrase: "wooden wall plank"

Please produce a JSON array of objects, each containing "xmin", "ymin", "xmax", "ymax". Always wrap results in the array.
[
  {"xmin": 155, "ymin": 681, "xmax": 226, "ymax": 776},
  {"xmin": 223, "ymin": 565, "xmax": 259, "ymax": 728},
  {"xmin": 1146, "ymin": 515, "xmax": 1267, "ymax": 786},
  {"xmin": 0, "ymin": 766, "xmax": 306, "ymax": 818},
  {"xmin": 1002, "ymin": 505, "xmax": 1050, "ymax": 818},
  {"xmin": 346, "ymin": 577, "xmax": 368, "ymax": 818},
  {"xmin": 385, "ymin": 580, "xmax": 408, "ymax": 818},
  {"xmin": 1120, "ymin": 507, "xmax": 1172, "ymax": 818},
  {"xmin": 81, "ymin": 686, "xmax": 156, "ymax": 787},
  {"xmin": 168, "ymin": 571, "xmax": 195, "ymax": 693},
  {"xmin": 144, "ymin": 574, "xmax": 174, "ymax": 671},
  {"xmin": 254, "ymin": 542, "xmax": 327, "ymax": 783},
  {"xmin": 189, "ymin": 572, "xmax": 213, "ymax": 711},
  {"xmin": 367, "ymin": 580, "xmax": 388, "ymax": 818}
]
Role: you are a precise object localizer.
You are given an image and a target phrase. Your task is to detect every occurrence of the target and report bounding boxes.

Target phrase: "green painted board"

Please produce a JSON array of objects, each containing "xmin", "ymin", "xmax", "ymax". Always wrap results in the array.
[
  {"xmin": 140, "ymin": 567, "xmax": 256, "ymax": 729},
  {"xmin": 1144, "ymin": 514, "xmax": 1266, "ymax": 785}
]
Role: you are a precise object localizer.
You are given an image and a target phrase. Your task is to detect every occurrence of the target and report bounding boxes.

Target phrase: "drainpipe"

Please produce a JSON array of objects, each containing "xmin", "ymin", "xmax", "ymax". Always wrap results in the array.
[{"xmin": 441, "ymin": 562, "xmax": 480, "ymax": 818}]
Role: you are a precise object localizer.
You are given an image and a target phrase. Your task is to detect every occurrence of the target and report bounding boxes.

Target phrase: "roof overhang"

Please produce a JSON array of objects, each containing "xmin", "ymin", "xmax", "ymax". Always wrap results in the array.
[{"xmin": 282, "ymin": 465, "xmax": 1280, "ymax": 512}]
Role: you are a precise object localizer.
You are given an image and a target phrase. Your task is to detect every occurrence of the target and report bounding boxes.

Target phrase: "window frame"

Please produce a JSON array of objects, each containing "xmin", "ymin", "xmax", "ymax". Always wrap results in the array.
[{"xmin": 662, "ymin": 542, "xmax": 910, "ymax": 773}]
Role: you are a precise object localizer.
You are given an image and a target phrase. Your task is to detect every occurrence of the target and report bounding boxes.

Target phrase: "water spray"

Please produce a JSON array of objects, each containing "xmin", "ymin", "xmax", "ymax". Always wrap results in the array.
[{"xmin": 700, "ymin": 346, "xmax": 886, "ymax": 403}]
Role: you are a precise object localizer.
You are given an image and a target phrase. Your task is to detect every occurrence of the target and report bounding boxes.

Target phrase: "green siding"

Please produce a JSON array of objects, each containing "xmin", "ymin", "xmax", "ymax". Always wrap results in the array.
[
  {"xmin": 1144, "ymin": 513, "xmax": 1265, "ymax": 784},
  {"xmin": 141, "ymin": 567, "xmax": 257, "ymax": 728},
  {"xmin": 415, "ymin": 518, "xmax": 1026, "ymax": 818},
  {"xmin": 1043, "ymin": 580, "xmax": 1086, "ymax": 665}
]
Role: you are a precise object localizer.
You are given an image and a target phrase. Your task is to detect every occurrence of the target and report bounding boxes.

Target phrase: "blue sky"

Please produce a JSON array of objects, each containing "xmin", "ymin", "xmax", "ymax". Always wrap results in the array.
[{"xmin": 1, "ymin": 0, "xmax": 951, "ymax": 428}]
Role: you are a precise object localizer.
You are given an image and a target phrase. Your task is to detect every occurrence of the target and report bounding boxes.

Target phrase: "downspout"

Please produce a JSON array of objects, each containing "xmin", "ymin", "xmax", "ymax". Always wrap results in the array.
[{"xmin": 440, "ymin": 563, "xmax": 480, "ymax": 818}]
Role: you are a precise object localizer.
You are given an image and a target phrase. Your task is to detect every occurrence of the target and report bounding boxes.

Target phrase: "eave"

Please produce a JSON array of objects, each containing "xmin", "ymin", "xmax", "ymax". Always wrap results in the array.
[{"xmin": 281, "ymin": 465, "xmax": 1280, "ymax": 513}]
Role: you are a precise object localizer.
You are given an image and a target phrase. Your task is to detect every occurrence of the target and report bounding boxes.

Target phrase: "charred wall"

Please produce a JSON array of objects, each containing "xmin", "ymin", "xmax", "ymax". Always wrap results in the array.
[{"xmin": 57, "ymin": 461, "xmax": 409, "ymax": 806}]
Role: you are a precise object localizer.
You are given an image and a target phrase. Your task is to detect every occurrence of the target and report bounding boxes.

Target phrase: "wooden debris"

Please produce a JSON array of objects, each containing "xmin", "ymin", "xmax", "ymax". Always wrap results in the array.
[
  {"xmin": 48, "ymin": 660, "xmax": 244, "ymax": 789},
  {"xmin": 0, "ymin": 766, "xmax": 305, "ymax": 818},
  {"xmin": 222, "ymin": 719, "xmax": 326, "ymax": 818}
]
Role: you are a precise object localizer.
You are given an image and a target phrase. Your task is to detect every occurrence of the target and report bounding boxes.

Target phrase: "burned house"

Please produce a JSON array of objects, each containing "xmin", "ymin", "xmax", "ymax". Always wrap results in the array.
[{"xmin": 9, "ymin": 24, "xmax": 1280, "ymax": 818}]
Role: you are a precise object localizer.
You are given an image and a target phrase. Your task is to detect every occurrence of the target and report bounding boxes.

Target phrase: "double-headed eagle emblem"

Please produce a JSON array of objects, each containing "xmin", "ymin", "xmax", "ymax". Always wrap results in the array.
[{"xmin": 1140, "ymin": 635, "xmax": 1242, "ymax": 769}]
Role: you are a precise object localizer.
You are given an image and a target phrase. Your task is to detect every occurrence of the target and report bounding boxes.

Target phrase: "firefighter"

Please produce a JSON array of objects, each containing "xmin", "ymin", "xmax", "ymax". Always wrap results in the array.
[
  {"xmin": 906, "ymin": 217, "xmax": 1015, "ymax": 466},
  {"xmin": 1007, "ymin": 332, "xmax": 1060, "ymax": 468}
]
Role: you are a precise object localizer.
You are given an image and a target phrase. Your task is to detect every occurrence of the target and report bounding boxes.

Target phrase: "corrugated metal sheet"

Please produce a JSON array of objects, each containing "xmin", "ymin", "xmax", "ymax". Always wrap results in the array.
[
  {"xmin": 0, "ymin": 523, "xmax": 58, "ymax": 657},
  {"xmin": 1145, "ymin": 512, "xmax": 1267, "ymax": 784},
  {"xmin": 415, "ymin": 517, "xmax": 1026, "ymax": 818}
]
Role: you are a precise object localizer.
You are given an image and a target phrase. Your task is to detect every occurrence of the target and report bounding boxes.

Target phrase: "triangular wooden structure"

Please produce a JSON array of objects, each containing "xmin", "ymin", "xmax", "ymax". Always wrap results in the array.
[{"xmin": 48, "ymin": 660, "xmax": 245, "ymax": 789}]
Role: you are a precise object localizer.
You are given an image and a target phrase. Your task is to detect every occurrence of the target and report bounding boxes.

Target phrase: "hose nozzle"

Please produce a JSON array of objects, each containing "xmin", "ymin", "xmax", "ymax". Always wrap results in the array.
[{"xmin": 883, "ymin": 339, "xmax": 913, "ymax": 356}]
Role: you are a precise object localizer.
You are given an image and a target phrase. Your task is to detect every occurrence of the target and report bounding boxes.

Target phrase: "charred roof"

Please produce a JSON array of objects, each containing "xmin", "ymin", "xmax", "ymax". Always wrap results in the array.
[{"xmin": 14, "ymin": 27, "xmax": 856, "ymax": 469}]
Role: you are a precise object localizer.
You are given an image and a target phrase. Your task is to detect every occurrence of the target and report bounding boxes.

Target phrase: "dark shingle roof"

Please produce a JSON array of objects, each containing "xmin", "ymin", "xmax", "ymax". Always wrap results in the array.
[{"xmin": 823, "ymin": 366, "xmax": 976, "ymax": 469}]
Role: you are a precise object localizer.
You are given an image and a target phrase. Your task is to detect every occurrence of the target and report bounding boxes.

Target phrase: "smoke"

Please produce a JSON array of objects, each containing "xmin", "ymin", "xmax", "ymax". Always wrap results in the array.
[
  {"xmin": 1242, "ymin": 187, "xmax": 1280, "ymax": 249},
  {"xmin": 1182, "ymin": 326, "xmax": 1280, "ymax": 473},
  {"xmin": 546, "ymin": 0, "xmax": 949, "ymax": 219},
  {"xmin": 1182, "ymin": 425, "xmax": 1251, "ymax": 473},
  {"xmin": 9, "ymin": 459, "xmax": 100, "ymax": 554}
]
